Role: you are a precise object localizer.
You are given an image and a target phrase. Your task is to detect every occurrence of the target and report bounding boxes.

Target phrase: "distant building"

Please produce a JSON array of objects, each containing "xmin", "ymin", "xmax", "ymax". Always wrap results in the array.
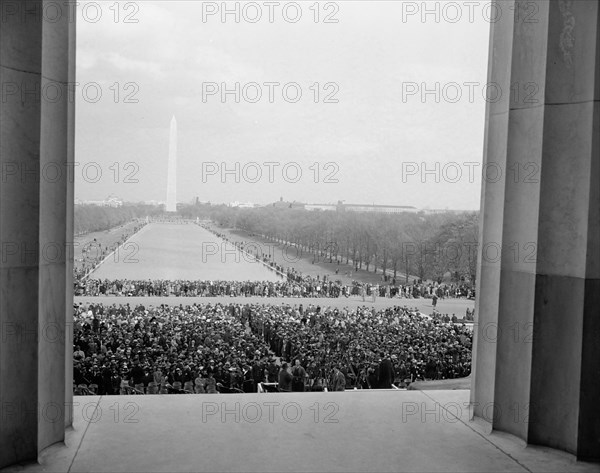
[
  {"xmin": 420, "ymin": 208, "xmax": 471, "ymax": 215},
  {"xmin": 81, "ymin": 194, "xmax": 123, "ymax": 208},
  {"xmin": 229, "ymin": 201, "xmax": 255, "ymax": 208},
  {"xmin": 269, "ymin": 197, "xmax": 306, "ymax": 209},
  {"xmin": 195, "ymin": 197, "xmax": 211, "ymax": 205},
  {"xmin": 305, "ymin": 203, "xmax": 337, "ymax": 211},
  {"xmin": 305, "ymin": 201, "xmax": 419, "ymax": 214},
  {"xmin": 104, "ymin": 195, "xmax": 123, "ymax": 207},
  {"xmin": 342, "ymin": 203, "xmax": 419, "ymax": 214},
  {"xmin": 259, "ymin": 198, "xmax": 468, "ymax": 214}
]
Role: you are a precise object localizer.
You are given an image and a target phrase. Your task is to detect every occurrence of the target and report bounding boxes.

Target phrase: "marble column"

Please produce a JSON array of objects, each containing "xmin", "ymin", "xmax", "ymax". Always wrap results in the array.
[
  {"xmin": 38, "ymin": 0, "xmax": 75, "ymax": 450},
  {"xmin": 65, "ymin": 3, "xmax": 77, "ymax": 431},
  {"xmin": 0, "ymin": 1, "xmax": 75, "ymax": 467},
  {"xmin": 0, "ymin": 1, "xmax": 43, "ymax": 466},
  {"xmin": 469, "ymin": 0, "xmax": 515, "ymax": 428},
  {"xmin": 472, "ymin": 0, "xmax": 600, "ymax": 460}
]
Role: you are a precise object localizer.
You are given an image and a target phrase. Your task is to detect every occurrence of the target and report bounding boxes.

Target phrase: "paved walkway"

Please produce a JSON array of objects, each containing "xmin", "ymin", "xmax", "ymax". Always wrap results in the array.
[{"xmin": 3, "ymin": 391, "xmax": 597, "ymax": 473}]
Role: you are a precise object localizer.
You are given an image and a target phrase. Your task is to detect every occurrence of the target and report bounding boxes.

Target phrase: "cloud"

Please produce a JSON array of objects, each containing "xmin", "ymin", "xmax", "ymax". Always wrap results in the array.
[
  {"xmin": 76, "ymin": 46, "xmax": 98, "ymax": 71},
  {"xmin": 105, "ymin": 52, "xmax": 165, "ymax": 78},
  {"xmin": 75, "ymin": 1, "xmax": 490, "ymax": 210}
]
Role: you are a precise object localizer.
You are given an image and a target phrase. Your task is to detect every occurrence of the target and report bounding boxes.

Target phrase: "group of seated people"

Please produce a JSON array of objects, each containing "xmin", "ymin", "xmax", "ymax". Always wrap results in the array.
[{"xmin": 72, "ymin": 300, "xmax": 473, "ymax": 395}]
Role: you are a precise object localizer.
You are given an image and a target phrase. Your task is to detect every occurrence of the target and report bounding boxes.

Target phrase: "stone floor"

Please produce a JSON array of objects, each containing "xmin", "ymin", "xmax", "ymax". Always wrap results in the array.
[{"xmin": 2, "ymin": 390, "xmax": 598, "ymax": 472}]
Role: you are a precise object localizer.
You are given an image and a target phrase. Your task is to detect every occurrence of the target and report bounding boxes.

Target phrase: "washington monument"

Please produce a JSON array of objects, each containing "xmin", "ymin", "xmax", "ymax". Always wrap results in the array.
[{"xmin": 166, "ymin": 115, "xmax": 177, "ymax": 212}]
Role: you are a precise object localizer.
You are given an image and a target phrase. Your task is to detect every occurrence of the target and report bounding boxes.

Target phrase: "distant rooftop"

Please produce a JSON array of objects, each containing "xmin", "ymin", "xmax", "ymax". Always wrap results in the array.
[{"xmin": 344, "ymin": 203, "xmax": 417, "ymax": 209}]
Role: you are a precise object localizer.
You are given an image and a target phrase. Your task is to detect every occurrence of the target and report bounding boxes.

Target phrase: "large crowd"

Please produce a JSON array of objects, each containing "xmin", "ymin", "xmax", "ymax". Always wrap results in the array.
[
  {"xmin": 72, "ymin": 301, "xmax": 472, "ymax": 395},
  {"xmin": 75, "ymin": 274, "xmax": 474, "ymax": 300},
  {"xmin": 73, "ymin": 222, "xmax": 474, "ymax": 301},
  {"xmin": 211, "ymin": 227, "xmax": 475, "ymax": 300},
  {"xmin": 73, "ymin": 222, "xmax": 148, "ymax": 282}
]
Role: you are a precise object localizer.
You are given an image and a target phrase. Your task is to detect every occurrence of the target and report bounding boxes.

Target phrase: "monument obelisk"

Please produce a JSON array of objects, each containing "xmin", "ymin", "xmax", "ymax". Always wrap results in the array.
[{"xmin": 166, "ymin": 116, "xmax": 177, "ymax": 212}]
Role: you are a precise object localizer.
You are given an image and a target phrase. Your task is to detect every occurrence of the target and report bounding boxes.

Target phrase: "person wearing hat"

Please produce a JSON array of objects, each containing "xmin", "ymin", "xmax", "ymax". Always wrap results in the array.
[
  {"xmin": 267, "ymin": 356, "xmax": 279, "ymax": 383},
  {"xmin": 172, "ymin": 366, "xmax": 184, "ymax": 385},
  {"xmin": 73, "ymin": 345, "xmax": 85, "ymax": 362},
  {"xmin": 128, "ymin": 360, "xmax": 145, "ymax": 388},
  {"xmin": 378, "ymin": 353, "xmax": 395, "ymax": 389},
  {"xmin": 205, "ymin": 371, "xmax": 218, "ymax": 394},
  {"xmin": 278, "ymin": 362, "xmax": 293, "ymax": 392},
  {"xmin": 331, "ymin": 366, "xmax": 346, "ymax": 391},
  {"xmin": 291, "ymin": 359, "xmax": 307, "ymax": 392},
  {"xmin": 194, "ymin": 371, "xmax": 207, "ymax": 394},
  {"xmin": 251, "ymin": 356, "xmax": 264, "ymax": 388}
]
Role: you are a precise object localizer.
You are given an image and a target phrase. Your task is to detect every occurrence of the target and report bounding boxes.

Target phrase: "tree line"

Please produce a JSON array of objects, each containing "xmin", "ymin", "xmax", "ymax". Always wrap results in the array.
[
  {"xmin": 74, "ymin": 204, "xmax": 161, "ymax": 235},
  {"xmin": 180, "ymin": 204, "xmax": 479, "ymax": 285}
]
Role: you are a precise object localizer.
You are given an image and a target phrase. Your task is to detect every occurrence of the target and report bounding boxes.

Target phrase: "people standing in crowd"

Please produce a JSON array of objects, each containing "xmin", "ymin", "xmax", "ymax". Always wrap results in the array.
[
  {"xmin": 377, "ymin": 353, "xmax": 395, "ymax": 389},
  {"xmin": 292, "ymin": 359, "xmax": 307, "ymax": 392},
  {"xmin": 71, "ymin": 300, "xmax": 473, "ymax": 395},
  {"xmin": 278, "ymin": 363, "xmax": 293, "ymax": 392},
  {"xmin": 331, "ymin": 366, "xmax": 346, "ymax": 391}
]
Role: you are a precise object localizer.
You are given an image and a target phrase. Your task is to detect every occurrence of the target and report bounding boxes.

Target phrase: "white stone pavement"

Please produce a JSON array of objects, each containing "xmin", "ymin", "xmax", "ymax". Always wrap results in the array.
[{"xmin": 2, "ymin": 390, "xmax": 598, "ymax": 473}]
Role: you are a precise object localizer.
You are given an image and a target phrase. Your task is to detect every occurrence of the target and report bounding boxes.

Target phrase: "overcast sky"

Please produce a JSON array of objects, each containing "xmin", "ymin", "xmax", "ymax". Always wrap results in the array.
[{"xmin": 75, "ymin": 0, "xmax": 491, "ymax": 210}]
